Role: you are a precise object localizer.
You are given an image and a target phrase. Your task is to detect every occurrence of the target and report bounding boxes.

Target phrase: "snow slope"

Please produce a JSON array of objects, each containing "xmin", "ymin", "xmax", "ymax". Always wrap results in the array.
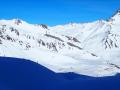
[
  {"xmin": 1, "ymin": 57, "xmax": 120, "ymax": 90},
  {"xmin": 0, "ymin": 10, "xmax": 120, "ymax": 77}
]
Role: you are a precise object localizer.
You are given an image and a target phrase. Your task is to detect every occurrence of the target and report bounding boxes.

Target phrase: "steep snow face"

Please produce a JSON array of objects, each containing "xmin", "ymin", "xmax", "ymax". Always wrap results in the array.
[
  {"xmin": 0, "ymin": 10, "xmax": 120, "ymax": 77},
  {"xmin": 50, "ymin": 21, "xmax": 106, "ymax": 42},
  {"xmin": 83, "ymin": 11, "xmax": 120, "ymax": 63},
  {"xmin": 0, "ymin": 20, "xmax": 84, "ymax": 52},
  {"xmin": 50, "ymin": 10, "xmax": 120, "ymax": 76},
  {"xmin": 0, "ymin": 19, "xmax": 101, "ymax": 76}
]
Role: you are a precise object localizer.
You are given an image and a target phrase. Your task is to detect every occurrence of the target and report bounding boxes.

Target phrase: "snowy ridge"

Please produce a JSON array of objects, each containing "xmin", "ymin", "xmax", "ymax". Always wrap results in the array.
[{"xmin": 0, "ymin": 10, "xmax": 120, "ymax": 77}]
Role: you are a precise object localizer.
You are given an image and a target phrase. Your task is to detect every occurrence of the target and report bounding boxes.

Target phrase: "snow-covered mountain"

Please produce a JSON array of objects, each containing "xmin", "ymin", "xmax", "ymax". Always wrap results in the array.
[{"xmin": 0, "ymin": 10, "xmax": 120, "ymax": 77}]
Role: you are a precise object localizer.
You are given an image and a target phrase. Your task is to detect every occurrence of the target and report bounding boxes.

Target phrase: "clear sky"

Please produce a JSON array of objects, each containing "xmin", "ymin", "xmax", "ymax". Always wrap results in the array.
[{"xmin": 0, "ymin": 0, "xmax": 120, "ymax": 26}]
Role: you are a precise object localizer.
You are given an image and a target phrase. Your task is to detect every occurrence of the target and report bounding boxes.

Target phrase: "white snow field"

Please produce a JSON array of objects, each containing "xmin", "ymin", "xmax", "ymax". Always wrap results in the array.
[{"xmin": 0, "ymin": 10, "xmax": 120, "ymax": 77}]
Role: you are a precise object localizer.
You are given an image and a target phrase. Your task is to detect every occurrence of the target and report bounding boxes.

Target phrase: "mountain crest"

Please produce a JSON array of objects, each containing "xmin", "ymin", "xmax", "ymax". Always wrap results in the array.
[
  {"xmin": 0, "ymin": 10, "xmax": 120, "ymax": 77},
  {"xmin": 14, "ymin": 19, "xmax": 22, "ymax": 25},
  {"xmin": 111, "ymin": 9, "xmax": 120, "ymax": 17},
  {"xmin": 117, "ymin": 9, "xmax": 120, "ymax": 14},
  {"xmin": 108, "ymin": 9, "xmax": 120, "ymax": 24}
]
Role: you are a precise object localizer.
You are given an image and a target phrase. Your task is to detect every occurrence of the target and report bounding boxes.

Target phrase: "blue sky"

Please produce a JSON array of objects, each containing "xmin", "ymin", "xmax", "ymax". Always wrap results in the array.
[{"xmin": 0, "ymin": 0, "xmax": 120, "ymax": 26}]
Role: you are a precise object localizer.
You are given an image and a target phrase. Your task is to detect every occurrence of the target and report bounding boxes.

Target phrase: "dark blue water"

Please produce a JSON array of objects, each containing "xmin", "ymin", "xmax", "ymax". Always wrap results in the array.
[{"xmin": 0, "ymin": 57, "xmax": 120, "ymax": 90}]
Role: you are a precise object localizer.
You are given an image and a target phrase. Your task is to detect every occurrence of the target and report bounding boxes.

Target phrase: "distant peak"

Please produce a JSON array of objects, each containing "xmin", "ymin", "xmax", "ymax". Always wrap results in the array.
[
  {"xmin": 117, "ymin": 9, "xmax": 120, "ymax": 13},
  {"xmin": 13, "ymin": 19, "xmax": 23, "ymax": 25},
  {"xmin": 35, "ymin": 24, "xmax": 48, "ymax": 29},
  {"xmin": 111, "ymin": 9, "xmax": 120, "ymax": 17},
  {"xmin": 114, "ymin": 9, "xmax": 120, "ymax": 16},
  {"xmin": 108, "ymin": 9, "xmax": 120, "ymax": 24}
]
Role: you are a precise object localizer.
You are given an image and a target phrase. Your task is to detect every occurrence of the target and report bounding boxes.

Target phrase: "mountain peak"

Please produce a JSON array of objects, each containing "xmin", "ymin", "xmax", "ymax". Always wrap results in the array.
[
  {"xmin": 108, "ymin": 9, "xmax": 120, "ymax": 24},
  {"xmin": 117, "ymin": 9, "xmax": 120, "ymax": 13},
  {"xmin": 112, "ymin": 9, "xmax": 120, "ymax": 17},
  {"xmin": 35, "ymin": 24, "xmax": 48, "ymax": 29},
  {"xmin": 0, "ymin": 10, "xmax": 120, "ymax": 77},
  {"xmin": 12, "ymin": 19, "xmax": 23, "ymax": 25}
]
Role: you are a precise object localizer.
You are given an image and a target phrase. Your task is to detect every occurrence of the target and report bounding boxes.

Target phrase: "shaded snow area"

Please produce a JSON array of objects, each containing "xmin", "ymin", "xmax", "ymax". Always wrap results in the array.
[
  {"xmin": 0, "ymin": 57, "xmax": 120, "ymax": 90},
  {"xmin": 0, "ymin": 10, "xmax": 120, "ymax": 77}
]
